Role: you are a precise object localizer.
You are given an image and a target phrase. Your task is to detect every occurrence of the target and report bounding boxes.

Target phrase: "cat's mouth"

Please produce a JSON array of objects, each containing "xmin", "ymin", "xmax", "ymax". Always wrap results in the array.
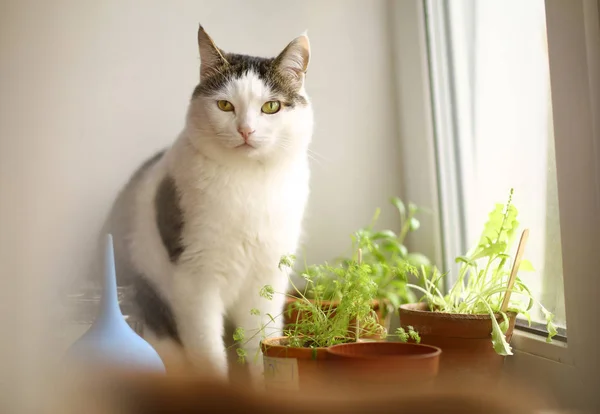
[{"xmin": 235, "ymin": 142, "xmax": 255, "ymax": 150}]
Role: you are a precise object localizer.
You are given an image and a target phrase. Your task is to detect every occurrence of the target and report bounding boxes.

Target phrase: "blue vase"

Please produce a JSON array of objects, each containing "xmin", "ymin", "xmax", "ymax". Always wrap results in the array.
[{"xmin": 65, "ymin": 234, "xmax": 165, "ymax": 373}]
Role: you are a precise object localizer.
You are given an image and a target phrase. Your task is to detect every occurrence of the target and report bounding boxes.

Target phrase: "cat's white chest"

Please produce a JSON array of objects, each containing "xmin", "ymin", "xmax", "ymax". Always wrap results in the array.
[{"xmin": 179, "ymin": 160, "xmax": 309, "ymax": 288}]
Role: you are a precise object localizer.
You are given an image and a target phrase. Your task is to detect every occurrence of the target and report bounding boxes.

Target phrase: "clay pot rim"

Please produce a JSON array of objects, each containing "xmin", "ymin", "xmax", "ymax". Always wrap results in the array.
[
  {"xmin": 399, "ymin": 302, "xmax": 517, "ymax": 320},
  {"xmin": 326, "ymin": 341, "xmax": 442, "ymax": 360}
]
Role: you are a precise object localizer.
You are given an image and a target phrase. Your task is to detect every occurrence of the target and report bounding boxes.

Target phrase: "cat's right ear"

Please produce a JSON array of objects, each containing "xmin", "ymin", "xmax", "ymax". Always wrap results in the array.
[
  {"xmin": 274, "ymin": 33, "xmax": 310, "ymax": 91},
  {"xmin": 197, "ymin": 25, "xmax": 228, "ymax": 80}
]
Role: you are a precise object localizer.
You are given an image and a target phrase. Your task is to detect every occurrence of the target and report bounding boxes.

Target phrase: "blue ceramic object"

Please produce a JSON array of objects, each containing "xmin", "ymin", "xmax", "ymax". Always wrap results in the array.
[{"xmin": 65, "ymin": 234, "xmax": 165, "ymax": 373}]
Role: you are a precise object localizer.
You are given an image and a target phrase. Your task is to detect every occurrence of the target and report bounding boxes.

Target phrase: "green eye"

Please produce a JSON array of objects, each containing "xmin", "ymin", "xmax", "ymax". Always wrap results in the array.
[
  {"xmin": 261, "ymin": 101, "xmax": 281, "ymax": 114},
  {"xmin": 217, "ymin": 100, "xmax": 234, "ymax": 112}
]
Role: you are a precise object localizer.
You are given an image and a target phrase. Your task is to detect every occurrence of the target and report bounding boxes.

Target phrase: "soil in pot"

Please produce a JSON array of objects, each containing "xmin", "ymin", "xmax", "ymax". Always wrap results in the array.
[
  {"xmin": 325, "ymin": 341, "xmax": 441, "ymax": 387},
  {"xmin": 260, "ymin": 336, "xmax": 329, "ymax": 392},
  {"xmin": 283, "ymin": 297, "xmax": 392, "ymax": 339},
  {"xmin": 399, "ymin": 303, "xmax": 517, "ymax": 380}
]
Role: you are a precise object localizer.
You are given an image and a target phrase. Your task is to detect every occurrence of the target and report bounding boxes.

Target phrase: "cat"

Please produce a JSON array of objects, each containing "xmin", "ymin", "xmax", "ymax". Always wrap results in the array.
[{"xmin": 99, "ymin": 25, "xmax": 313, "ymax": 383}]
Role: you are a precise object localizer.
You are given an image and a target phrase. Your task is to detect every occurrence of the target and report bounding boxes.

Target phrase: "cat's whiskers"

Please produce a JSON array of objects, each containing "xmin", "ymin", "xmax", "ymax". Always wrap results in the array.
[
  {"xmin": 275, "ymin": 135, "xmax": 326, "ymax": 166},
  {"xmin": 305, "ymin": 152, "xmax": 324, "ymax": 166},
  {"xmin": 272, "ymin": 141, "xmax": 322, "ymax": 166},
  {"xmin": 307, "ymin": 148, "xmax": 328, "ymax": 163}
]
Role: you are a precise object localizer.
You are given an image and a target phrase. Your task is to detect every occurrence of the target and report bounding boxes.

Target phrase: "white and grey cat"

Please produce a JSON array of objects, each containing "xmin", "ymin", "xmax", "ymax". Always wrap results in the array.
[{"xmin": 101, "ymin": 26, "xmax": 312, "ymax": 381}]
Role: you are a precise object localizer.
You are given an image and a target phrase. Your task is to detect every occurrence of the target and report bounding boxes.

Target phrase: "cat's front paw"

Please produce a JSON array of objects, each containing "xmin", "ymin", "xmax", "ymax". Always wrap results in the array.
[{"xmin": 185, "ymin": 348, "xmax": 229, "ymax": 382}]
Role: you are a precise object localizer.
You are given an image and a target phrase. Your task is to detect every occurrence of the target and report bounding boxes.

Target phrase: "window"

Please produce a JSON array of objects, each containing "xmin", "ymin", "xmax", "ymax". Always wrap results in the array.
[
  {"xmin": 404, "ymin": 0, "xmax": 600, "ymax": 412},
  {"xmin": 425, "ymin": 0, "xmax": 566, "ymax": 335},
  {"xmin": 393, "ymin": 0, "xmax": 599, "ymax": 408}
]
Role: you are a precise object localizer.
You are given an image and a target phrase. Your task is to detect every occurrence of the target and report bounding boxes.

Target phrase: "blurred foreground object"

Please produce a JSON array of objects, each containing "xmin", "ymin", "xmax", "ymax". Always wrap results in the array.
[{"xmin": 51, "ymin": 366, "xmax": 563, "ymax": 414}]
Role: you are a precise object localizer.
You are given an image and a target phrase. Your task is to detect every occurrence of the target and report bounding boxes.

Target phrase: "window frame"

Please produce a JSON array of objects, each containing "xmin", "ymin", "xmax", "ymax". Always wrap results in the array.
[
  {"xmin": 392, "ymin": 0, "xmax": 600, "ymax": 409},
  {"xmin": 540, "ymin": 0, "xmax": 600, "ymax": 409}
]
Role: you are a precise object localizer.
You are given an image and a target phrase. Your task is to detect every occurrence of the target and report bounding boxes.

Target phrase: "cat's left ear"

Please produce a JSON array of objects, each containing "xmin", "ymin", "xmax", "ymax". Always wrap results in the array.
[
  {"xmin": 274, "ymin": 33, "xmax": 310, "ymax": 89},
  {"xmin": 197, "ymin": 24, "xmax": 229, "ymax": 80}
]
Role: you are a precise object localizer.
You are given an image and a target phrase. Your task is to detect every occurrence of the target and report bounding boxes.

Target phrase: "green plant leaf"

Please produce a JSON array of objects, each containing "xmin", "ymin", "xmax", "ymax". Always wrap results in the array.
[
  {"xmin": 236, "ymin": 348, "xmax": 247, "ymax": 364},
  {"xmin": 391, "ymin": 197, "xmax": 406, "ymax": 219},
  {"xmin": 546, "ymin": 323, "xmax": 558, "ymax": 342},
  {"xmin": 367, "ymin": 208, "xmax": 382, "ymax": 230},
  {"xmin": 485, "ymin": 305, "xmax": 513, "ymax": 356},
  {"xmin": 409, "ymin": 217, "xmax": 420, "ymax": 231},
  {"xmin": 406, "ymin": 252, "xmax": 431, "ymax": 268},
  {"xmin": 514, "ymin": 279, "xmax": 535, "ymax": 311},
  {"xmin": 455, "ymin": 256, "xmax": 473, "ymax": 265},
  {"xmin": 259, "ymin": 285, "xmax": 275, "ymax": 300},
  {"xmin": 399, "ymin": 244, "xmax": 408, "ymax": 258},
  {"xmin": 518, "ymin": 259, "xmax": 535, "ymax": 272},
  {"xmin": 233, "ymin": 327, "xmax": 245, "ymax": 342},
  {"xmin": 300, "ymin": 271, "xmax": 313, "ymax": 282},
  {"xmin": 491, "ymin": 319, "xmax": 513, "ymax": 355},
  {"xmin": 395, "ymin": 326, "xmax": 420, "ymax": 343},
  {"xmin": 250, "ymin": 308, "xmax": 260, "ymax": 316},
  {"xmin": 371, "ymin": 230, "xmax": 397, "ymax": 240},
  {"xmin": 278, "ymin": 254, "xmax": 296, "ymax": 270},
  {"xmin": 381, "ymin": 239, "xmax": 402, "ymax": 253},
  {"xmin": 470, "ymin": 241, "xmax": 507, "ymax": 260},
  {"xmin": 520, "ymin": 310, "xmax": 532, "ymax": 326},
  {"xmin": 407, "ymin": 325, "xmax": 421, "ymax": 343},
  {"xmin": 395, "ymin": 327, "xmax": 409, "ymax": 342},
  {"xmin": 541, "ymin": 307, "xmax": 558, "ymax": 342}
]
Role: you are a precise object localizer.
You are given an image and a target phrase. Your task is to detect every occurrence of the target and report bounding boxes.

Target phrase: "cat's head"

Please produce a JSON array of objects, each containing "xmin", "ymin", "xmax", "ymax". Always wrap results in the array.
[{"xmin": 186, "ymin": 25, "xmax": 313, "ymax": 163}]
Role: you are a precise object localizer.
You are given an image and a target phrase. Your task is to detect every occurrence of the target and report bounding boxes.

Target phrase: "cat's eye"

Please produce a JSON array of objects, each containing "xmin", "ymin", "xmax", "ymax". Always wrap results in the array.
[
  {"xmin": 217, "ymin": 100, "xmax": 234, "ymax": 112},
  {"xmin": 261, "ymin": 101, "xmax": 281, "ymax": 114}
]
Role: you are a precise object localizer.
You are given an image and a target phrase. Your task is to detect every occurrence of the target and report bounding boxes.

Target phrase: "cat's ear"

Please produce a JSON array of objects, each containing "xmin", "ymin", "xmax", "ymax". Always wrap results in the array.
[
  {"xmin": 274, "ymin": 33, "xmax": 310, "ymax": 89},
  {"xmin": 197, "ymin": 25, "xmax": 228, "ymax": 80}
]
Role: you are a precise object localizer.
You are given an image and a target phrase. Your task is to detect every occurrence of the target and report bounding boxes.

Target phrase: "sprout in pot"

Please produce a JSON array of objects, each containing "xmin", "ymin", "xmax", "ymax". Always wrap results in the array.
[
  {"xmin": 347, "ymin": 197, "xmax": 433, "ymax": 324},
  {"xmin": 233, "ymin": 253, "xmax": 388, "ymax": 390},
  {"xmin": 286, "ymin": 197, "xmax": 433, "ymax": 331},
  {"xmin": 400, "ymin": 189, "xmax": 557, "ymax": 377},
  {"xmin": 282, "ymin": 254, "xmax": 401, "ymax": 339}
]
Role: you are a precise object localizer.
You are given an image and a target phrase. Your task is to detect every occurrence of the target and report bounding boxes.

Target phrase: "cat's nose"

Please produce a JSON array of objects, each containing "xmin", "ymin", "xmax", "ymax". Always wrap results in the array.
[{"xmin": 237, "ymin": 126, "xmax": 255, "ymax": 141}]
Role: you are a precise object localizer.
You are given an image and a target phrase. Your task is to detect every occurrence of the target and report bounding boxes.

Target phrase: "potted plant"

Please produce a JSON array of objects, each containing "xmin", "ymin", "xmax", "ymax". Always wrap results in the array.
[
  {"xmin": 282, "ymin": 258, "xmax": 393, "ymax": 340},
  {"xmin": 234, "ymin": 253, "xmax": 385, "ymax": 391},
  {"xmin": 347, "ymin": 197, "xmax": 432, "ymax": 326},
  {"xmin": 399, "ymin": 189, "xmax": 557, "ymax": 379},
  {"xmin": 235, "ymin": 254, "xmax": 440, "ymax": 391},
  {"xmin": 284, "ymin": 197, "xmax": 432, "ymax": 333}
]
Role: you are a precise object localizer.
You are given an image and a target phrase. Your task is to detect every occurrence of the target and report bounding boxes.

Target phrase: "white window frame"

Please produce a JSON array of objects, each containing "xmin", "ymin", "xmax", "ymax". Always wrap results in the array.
[{"xmin": 391, "ymin": 0, "xmax": 600, "ymax": 410}]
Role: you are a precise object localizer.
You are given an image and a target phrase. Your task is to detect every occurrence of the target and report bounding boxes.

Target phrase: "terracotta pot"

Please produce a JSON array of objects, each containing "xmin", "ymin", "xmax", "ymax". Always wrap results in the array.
[
  {"xmin": 283, "ymin": 297, "xmax": 391, "ymax": 339},
  {"xmin": 398, "ymin": 303, "xmax": 517, "ymax": 380},
  {"xmin": 325, "ymin": 341, "xmax": 441, "ymax": 386},
  {"xmin": 260, "ymin": 336, "xmax": 328, "ymax": 391}
]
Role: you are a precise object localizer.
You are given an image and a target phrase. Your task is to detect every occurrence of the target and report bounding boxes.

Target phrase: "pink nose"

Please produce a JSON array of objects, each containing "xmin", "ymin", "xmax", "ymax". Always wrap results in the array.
[{"xmin": 237, "ymin": 126, "xmax": 255, "ymax": 141}]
